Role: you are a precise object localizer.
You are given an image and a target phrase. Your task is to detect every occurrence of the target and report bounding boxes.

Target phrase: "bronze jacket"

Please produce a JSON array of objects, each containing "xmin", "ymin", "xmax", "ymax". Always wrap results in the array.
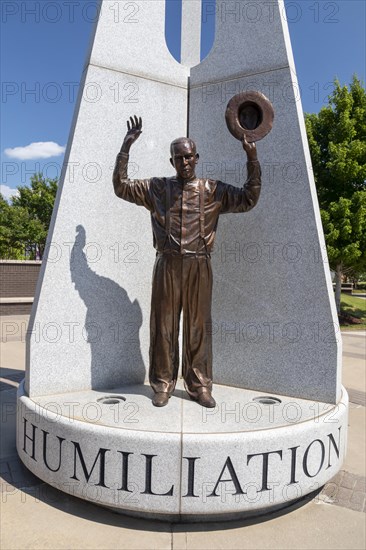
[{"xmin": 113, "ymin": 152, "xmax": 261, "ymax": 256}]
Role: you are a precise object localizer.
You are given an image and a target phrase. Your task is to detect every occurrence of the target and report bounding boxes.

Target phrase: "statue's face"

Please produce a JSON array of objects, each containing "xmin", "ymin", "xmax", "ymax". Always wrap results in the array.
[{"xmin": 170, "ymin": 141, "xmax": 198, "ymax": 181}]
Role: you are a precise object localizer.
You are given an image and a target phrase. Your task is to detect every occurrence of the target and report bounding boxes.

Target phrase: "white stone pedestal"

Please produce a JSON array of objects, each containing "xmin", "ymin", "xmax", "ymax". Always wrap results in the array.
[{"xmin": 17, "ymin": 380, "xmax": 348, "ymax": 521}]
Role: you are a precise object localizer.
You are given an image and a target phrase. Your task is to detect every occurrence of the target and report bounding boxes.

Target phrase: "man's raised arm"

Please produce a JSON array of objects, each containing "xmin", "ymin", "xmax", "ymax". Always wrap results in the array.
[
  {"xmin": 113, "ymin": 116, "xmax": 152, "ymax": 209},
  {"xmin": 219, "ymin": 133, "xmax": 261, "ymax": 214}
]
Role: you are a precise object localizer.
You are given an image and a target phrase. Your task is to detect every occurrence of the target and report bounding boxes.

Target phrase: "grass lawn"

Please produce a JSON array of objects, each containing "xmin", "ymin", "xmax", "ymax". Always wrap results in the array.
[{"xmin": 340, "ymin": 293, "xmax": 366, "ymax": 330}]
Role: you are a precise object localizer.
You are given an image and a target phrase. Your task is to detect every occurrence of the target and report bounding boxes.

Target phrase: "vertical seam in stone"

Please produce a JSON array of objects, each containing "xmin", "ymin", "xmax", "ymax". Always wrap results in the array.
[
  {"xmin": 178, "ymin": 385, "xmax": 184, "ymax": 519},
  {"xmin": 187, "ymin": 75, "xmax": 191, "ymax": 137}
]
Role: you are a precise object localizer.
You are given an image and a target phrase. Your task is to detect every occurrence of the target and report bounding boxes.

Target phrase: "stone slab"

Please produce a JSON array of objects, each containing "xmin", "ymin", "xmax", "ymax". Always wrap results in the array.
[
  {"xmin": 27, "ymin": 379, "xmax": 341, "ymax": 433},
  {"xmin": 89, "ymin": 0, "xmax": 187, "ymax": 87},
  {"xmin": 18, "ymin": 384, "xmax": 182, "ymax": 515},
  {"xmin": 191, "ymin": 0, "xmax": 290, "ymax": 85},
  {"xmin": 17, "ymin": 381, "xmax": 348, "ymax": 519},
  {"xmin": 33, "ymin": 383, "xmax": 183, "ymax": 433},
  {"xmin": 171, "ymin": 503, "xmax": 366, "ymax": 550},
  {"xmin": 189, "ymin": 0, "xmax": 340, "ymax": 403},
  {"xmin": 181, "ymin": 0, "xmax": 202, "ymax": 67},
  {"xmin": 26, "ymin": 1, "xmax": 188, "ymax": 398},
  {"xmin": 0, "ymin": 483, "xmax": 173, "ymax": 550}
]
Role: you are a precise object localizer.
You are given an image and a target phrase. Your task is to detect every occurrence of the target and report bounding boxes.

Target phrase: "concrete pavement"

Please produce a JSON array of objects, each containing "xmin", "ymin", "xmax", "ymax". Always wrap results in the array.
[{"xmin": 1, "ymin": 316, "xmax": 365, "ymax": 550}]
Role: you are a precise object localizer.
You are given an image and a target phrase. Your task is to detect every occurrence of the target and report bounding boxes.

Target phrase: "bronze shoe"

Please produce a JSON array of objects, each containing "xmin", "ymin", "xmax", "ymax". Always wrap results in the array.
[
  {"xmin": 196, "ymin": 388, "xmax": 216, "ymax": 408},
  {"xmin": 152, "ymin": 392, "xmax": 170, "ymax": 407}
]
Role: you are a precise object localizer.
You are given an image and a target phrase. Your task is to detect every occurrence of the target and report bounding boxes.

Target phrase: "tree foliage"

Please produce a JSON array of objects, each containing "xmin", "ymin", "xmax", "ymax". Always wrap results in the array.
[
  {"xmin": 305, "ymin": 76, "xmax": 366, "ymax": 313},
  {"xmin": 306, "ymin": 76, "xmax": 366, "ymax": 208},
  {"xmin": 321, "ymin": 192, "xmax": 366, "ymax": 272},
  {"xmin": 0, "ymin": 174, "xmax": 58, "ymax": 260},
  {"xmin": 0, "ymin": 194, "xmax": 23, "ymax": 259}
]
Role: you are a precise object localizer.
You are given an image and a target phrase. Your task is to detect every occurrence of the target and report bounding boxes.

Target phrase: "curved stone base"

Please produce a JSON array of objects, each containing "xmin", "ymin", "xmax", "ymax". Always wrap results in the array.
[{"xmin": 16, "ymin": 381, "xmax": 348, "ymax": 521}]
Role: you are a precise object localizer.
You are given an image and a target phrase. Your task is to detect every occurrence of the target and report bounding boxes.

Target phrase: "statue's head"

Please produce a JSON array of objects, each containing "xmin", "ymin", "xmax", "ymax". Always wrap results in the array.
[{"xmin": 170, "ymin": 137, "xmax": 199, "ymax": 181}]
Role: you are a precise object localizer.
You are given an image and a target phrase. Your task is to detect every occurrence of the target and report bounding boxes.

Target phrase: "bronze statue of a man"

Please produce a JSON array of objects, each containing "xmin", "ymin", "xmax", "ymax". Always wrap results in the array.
[{"xmin": 113, "ymin": 116, "xmax": 261, "ymax": 408}]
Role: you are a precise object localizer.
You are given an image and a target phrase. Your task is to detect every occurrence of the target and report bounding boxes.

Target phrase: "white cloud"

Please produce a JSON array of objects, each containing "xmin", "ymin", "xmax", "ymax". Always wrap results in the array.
[
  {"xmin": 4, "ymin": 141, "xmax": 66, "ymax": 160},
  {"xmin": 0, "ymin": 184, "xmax": 19, "ymax": 201}
]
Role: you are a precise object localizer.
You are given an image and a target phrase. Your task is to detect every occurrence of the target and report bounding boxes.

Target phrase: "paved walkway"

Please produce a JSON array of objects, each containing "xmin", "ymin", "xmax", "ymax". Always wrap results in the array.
[{"xmin": 0, "ymin": 317, "xmax": 365, "ymax": 550}]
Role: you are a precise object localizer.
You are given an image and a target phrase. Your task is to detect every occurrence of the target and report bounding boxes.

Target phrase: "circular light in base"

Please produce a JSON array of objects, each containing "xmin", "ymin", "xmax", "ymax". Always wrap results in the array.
[
  {"xmin": 253, "ymin": 396, "xmax": 282, "ymax": 405},
  {"xmin": 97, "ymin": 395, "xmax": 126, "ymax": 405}
]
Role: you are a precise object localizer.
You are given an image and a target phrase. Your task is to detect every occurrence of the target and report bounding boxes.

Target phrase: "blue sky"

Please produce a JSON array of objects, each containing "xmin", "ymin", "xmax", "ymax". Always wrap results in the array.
[{"xmin": 1, "ymin": 0, "xmax": 365, "ymax": 197}]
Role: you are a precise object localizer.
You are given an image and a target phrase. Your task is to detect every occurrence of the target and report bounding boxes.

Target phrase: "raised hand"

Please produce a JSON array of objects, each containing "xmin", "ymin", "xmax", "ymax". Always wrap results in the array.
[
  {"xmin": 242, "ymin": 132, "xmax": 257, "ymax": 162},
  {"xmin": 121, "ymin": 115, "xmax": 142, "ymax": 153}
]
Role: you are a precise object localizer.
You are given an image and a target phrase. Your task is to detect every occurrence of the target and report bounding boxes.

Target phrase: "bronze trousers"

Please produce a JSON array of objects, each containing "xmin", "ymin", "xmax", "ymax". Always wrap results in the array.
[{"xmin": 149, "ymin": 254, "xmax": 213, "ymax": 398}]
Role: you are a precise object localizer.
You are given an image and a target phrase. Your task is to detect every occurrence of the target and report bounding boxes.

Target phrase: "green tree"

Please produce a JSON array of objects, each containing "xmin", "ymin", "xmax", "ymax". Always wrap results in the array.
[
  {"xmin": 0, "ymin": 174, "xmax": 58, "ymax": 260},
  {"xmin": 306, "ymin": 76, "xmax": 366, "ymax": 208},
  {"xmin": 305, "ymin": 76, "xmax": 366, "ymax": 313},
  {"xmin": 321, "ymin": 192, "xmax": 366, "ymax": 312},
  {"xmin": 0, "ymin": 194, "xmax": 24, "ymax": 258}
]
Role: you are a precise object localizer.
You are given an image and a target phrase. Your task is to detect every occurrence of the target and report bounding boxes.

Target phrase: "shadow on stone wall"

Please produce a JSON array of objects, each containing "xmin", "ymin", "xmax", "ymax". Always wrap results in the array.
[{"xmin": 70, "ymin": 225, "xmax": 145, "ymax": 389}]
